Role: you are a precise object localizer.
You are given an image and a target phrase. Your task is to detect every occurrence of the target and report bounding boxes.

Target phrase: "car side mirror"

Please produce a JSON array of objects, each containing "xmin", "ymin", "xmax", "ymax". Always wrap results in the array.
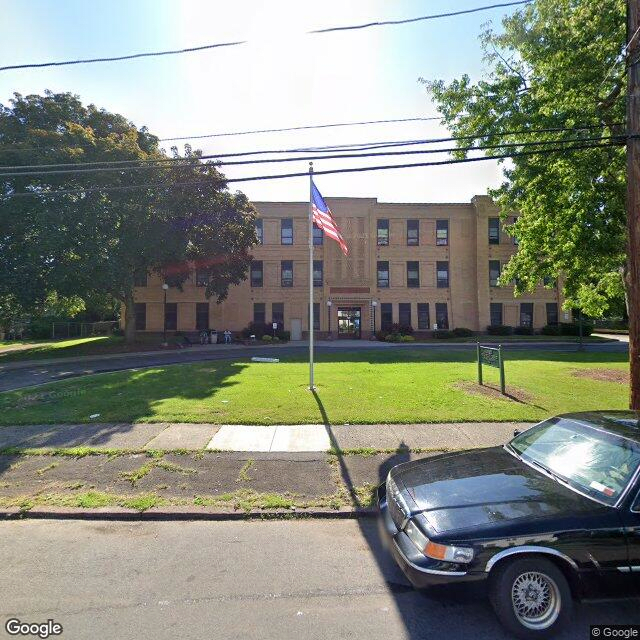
[{"xmin": 513, "ymin": 429, "xmax": 521, "ymax": 437}]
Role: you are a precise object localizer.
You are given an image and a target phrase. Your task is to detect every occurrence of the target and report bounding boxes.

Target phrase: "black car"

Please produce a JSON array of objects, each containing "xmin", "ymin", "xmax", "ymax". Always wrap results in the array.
[{"xmin": 378, "ymin": 411, "xmax": 640, "ymax": 639}]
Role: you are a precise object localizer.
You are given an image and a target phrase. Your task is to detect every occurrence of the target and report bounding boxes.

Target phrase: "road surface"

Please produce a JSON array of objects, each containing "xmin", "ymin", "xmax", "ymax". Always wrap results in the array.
[
  {"xmin": 0, "ymin": 340, "xmax": 627, "ymax": 392},
  {"xmin": 1, "ymin": 519, "xmax": 638, "ymax": 639}
]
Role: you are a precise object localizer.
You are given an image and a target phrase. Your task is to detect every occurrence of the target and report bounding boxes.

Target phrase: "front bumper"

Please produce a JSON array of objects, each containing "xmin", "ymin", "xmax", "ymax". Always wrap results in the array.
[{"xmin": 377, "ymin": 482, "xmax": 485, "ymax": 589}]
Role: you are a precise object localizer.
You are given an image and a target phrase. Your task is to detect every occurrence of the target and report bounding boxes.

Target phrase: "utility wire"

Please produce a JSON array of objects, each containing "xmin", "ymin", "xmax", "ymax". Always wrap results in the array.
[
  {"xmin": 598, "ymin": 24, "xmax": 640, "ymax": 95},
  {"xmin": 158, "ymin": 117, "xmax": 442, "ymax": 142},
  {"xmin": 0, "ymin": 135, "xmax": 623, "ymax": 178},
  {"xmin": 0, "ymin": 1, "xmax": 533, "ymax": 73},
  {"xmin": 0, "ymin": 124, "xmax": 622, "ymax": 171},
  {"xmin": 1, "ymin": 140, "xmax": 620, "ymax": 199}
]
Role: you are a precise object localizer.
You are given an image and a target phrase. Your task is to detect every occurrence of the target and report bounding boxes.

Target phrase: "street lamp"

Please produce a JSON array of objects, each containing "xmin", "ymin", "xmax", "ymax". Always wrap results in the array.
[
  {"xmin": 371, "ymin": 300, "xmax": 378, "ymax": 340},
  {"xmin": 326, "ymin": 300, "xmax": 332, "ymax": 338},
  {"xmin": 162, "ymin": 283, "xmax": 169, "ymax": 346}
]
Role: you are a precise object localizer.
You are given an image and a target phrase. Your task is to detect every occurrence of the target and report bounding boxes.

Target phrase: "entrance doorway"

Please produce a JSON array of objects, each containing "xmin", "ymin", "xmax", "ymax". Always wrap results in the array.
[
  {"xmin": 337, "ymin": 308, "xmax": 361, "ymax": 339},
  {"xmin": 290, "ymin": 318, "xmax": 302, "ymax": 341}
]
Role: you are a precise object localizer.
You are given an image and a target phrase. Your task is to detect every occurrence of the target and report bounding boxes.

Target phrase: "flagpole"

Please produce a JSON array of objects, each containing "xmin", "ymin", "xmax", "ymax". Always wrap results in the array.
[{"xmin": 308, "ymin": 162, "xmax": 315, "ymax": 390}]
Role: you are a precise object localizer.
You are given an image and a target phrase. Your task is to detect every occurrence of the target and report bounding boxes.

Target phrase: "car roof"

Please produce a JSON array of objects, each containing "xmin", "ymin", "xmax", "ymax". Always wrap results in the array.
[{"xmin": 558, "ymin": 411, "xmax": 640, "ymax": 443}]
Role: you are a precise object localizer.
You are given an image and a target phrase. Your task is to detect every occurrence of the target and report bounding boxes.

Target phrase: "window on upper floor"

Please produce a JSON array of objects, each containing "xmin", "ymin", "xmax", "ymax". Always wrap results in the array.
[
  {"xmin": 377, "ymin": 219, "xmax": 389, "ymax": 246},
  {"xmin": 195, "ymin": 269, "xmax": 208, "ymax": 287},
  {"xmin": 281, "ymin": 260, "xmax": 293, "ymax": 287},
  {"xmin": 281, "ymin": 218, "xmax": 293, "ymax": 245},
  {"xmin": 511, "ymin": 216, "xmax": 518, "ymax": 245},
  {"xmin": 255, "ymin": 218, "xmax": 263, "ymax": 245},
  {"xmin": 407, "ymin": 219, "xmax": 419, "ymax": 246},
  {"xmin": 436, "ymin": 261, "xmax": 449, "ymax": 288},
  {"xmin": 133, "ymin": 270, "xmax": 147, "ymax": 287},
  {"xmin": 489, "ymin": 217, "xmax": 500, "ymax": 245},
  {"xmin": 407, "ymin": 261, "xmax": 420, "ymax": 288},
  {"xmin": 436, "ymin": 219, "xmax": 449, "ymax": 246},
  {"xmin": 250, "ymin": 261, "xmax": 263, "ymax": 287},
  {"xmin": 377, "ymin": 261, "xmax": 389, "ymax": 288},
  {"xmin": 313, "ymin": 260, "xmax": 323, "ymax": 287},
  {"xmin": 313, "ymin": 222, "xmax": 323, "ymax": 246},
  {"xmin": 489, "ymin": 260, "xmax": 501, "ymax": 287}
]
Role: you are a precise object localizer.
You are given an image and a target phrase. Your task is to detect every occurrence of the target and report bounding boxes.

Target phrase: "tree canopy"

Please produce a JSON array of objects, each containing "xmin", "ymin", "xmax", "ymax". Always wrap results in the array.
[
  {"xmin": 0, "ymin": 91, "xmax": 257, "ymax": 341},
  {"xmin": 423, "ymin": 0, "xmax": 627, "ymax": 316}
]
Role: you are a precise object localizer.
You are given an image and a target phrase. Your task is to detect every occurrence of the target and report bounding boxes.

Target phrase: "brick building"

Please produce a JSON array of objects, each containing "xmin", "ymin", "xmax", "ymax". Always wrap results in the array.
[{"xmin": 127, "ymin": 194, "xmax": 566, "ymax": 339}]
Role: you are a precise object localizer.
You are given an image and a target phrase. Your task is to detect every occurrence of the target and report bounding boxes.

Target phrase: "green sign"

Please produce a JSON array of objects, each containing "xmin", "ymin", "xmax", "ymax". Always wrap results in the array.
[{"xmin": 477, "ymin": 342, "xmax": 506, "ymax": 395}]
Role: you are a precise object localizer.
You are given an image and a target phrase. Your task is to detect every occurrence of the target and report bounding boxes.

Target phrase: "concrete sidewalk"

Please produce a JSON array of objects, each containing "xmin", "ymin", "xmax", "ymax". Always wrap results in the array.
[{"xmin": 0, "ymin": 421, "xmax": 531, "ymax": 452}]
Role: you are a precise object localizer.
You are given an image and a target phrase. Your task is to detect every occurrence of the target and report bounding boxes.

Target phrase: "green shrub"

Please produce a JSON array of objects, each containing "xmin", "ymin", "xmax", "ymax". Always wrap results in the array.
[
  {"xmin": 540, "ymin": 324, "xmax": 561, "ymax": 336},
  {"xmin": 276, "ymin": 330, "xmax": 290, "ymax": 341},
  {"xmin": 272, "ymin": 336, "xmax": 280, "ymax": 342},
  {"xmin": 514, "ymin": 326, "xmax": 534, "ymax": 335},
  {"xmin": 261, "ymin": 334, "xmax": 272, "ymax": 342},
  {"xmin": 486, "ymin": 325, "xmax": 513, "ymax": 336},
  {"xmin": 375, "ymin": 330, "xmax": 388, "ymax": 341},
  {"xmin": 434, "ymin": 330, "xmax": 453, "ymax": 339},
  {"xmin": 559, "ymin": 322, "xmax": 594, "ymax": 337},
  {"xmin": 399, "ymin": 335, "xmax": 415, "ymax": 342},
  {"xmin": 452, "ymin": 327, "xmax": 474, "ymax": 338},
  {"xmin": 385, "ymin": 333, "xmax": 401, "ymax": 342}
]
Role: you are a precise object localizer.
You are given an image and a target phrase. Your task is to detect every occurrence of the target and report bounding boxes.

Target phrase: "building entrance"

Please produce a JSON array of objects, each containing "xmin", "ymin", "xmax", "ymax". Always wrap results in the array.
[{"xmin": 337, "ymin": 308, "xmax": 361, "ymax": 339}]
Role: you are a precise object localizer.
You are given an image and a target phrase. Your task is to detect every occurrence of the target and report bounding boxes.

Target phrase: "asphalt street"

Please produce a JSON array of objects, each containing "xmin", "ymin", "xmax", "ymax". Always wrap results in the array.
[
  {"xmin": 1, "ymin": 519, "xmax": 638, "ymax": 640},
  {"xmin": 0, "ymin": 340, "xmax": 628, "ymax": 392}
]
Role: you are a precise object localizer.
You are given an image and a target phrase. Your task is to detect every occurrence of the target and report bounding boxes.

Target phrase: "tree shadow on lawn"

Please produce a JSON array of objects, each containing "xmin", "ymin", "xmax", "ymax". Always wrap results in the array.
[{"xmin": 0, "ymin": 360, "xmax": 249, "ymax": 443}]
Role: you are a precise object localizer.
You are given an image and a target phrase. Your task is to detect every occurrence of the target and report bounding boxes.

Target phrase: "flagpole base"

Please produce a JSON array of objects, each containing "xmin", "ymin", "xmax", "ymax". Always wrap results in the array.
[{"xmin": 308, "ymin": 385, "xmax": 317, "ymax": 391}]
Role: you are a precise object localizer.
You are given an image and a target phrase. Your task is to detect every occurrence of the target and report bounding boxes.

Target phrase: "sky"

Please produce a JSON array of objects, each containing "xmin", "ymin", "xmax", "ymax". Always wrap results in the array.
[{"xmin": 0, "ymin": 0, "xmax": 521, "ymax": 203}]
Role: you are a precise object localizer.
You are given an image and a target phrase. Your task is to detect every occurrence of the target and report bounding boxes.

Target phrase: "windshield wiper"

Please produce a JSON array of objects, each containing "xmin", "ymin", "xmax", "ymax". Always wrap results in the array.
[{"xmin": 527, "ymin": 458, "xmax": 570, "ymax": 486}]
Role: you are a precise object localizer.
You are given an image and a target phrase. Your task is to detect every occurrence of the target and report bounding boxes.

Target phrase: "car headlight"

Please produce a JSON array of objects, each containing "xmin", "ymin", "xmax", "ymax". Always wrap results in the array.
[{"xmin": 404, "ymin": 520, "xmax": 474, "ymax": 564}]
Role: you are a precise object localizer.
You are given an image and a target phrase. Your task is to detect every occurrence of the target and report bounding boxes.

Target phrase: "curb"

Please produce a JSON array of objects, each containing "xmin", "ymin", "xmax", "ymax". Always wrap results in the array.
[{"xmin": 0, "ymin": 506, "xmax": 377, "ymax": 522}]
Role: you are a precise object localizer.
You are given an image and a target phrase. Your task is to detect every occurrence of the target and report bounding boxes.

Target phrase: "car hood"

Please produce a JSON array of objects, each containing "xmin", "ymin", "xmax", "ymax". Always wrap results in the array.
[{"xmin": 391, "ymin": 447, "xmax": 604, "ymax": 535}]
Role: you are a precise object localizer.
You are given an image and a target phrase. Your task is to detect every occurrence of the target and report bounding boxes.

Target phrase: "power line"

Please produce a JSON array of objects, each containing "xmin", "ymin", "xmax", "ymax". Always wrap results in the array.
[
  {"xmin": 0, "ymin": 1, "xmax": 533, "ymax": 73},
  {"xmin": 158, "ymin": 117, "xmax": 442, "ymax": 142},
  {"xmin": 310, "ymin": 1, "xmax": 532, "ymax": 33},
  {"xmin": 1, "ymin": 140, "xmax": 620, "ymax": 199},
  {"xmin": 0, "ymin": 123, "xmax": 622, "ymax": 170},
  {"xmin": 0, "ymin": 135, "xmax": 623, "ymax": 178}
]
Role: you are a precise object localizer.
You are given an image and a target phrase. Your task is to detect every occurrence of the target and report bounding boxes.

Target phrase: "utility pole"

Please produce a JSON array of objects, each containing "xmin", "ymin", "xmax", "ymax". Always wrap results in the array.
[{"xmin": 627, "ymin": 0, "xmax": 640, "ymax": 409}]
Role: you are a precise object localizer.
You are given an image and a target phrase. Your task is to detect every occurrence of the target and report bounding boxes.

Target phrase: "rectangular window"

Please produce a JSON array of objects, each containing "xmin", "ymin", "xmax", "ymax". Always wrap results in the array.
[
  {"xmin": 511, "ymin": 216, "xmax": 518, "ymax": 245},
  {"xmin": 543, "ymin": 276, "xmax": 556, "ymax": 288},
  {"xmin": 490, "ymin": 303, "xmax": 503, "ymax": 327},
  {"xmin": 436, "ymin": 219, "xmax": 449, "ymax": 246},
  {"xmin": 255, "ymin": 218, "xmax": 263, "ymax": 245},
  {"xmin": 436, "ymin": 261, "xmax": 449, "ymax": 288},
  {"xmin": 399, "ymin": 303, "xmax": 411, "ymax": 328},
  {"xmin": 281, "ymin": 260, "xmax": 293, "ymax": 287},
  {"xmin": 435, "ymin": 302, "xmax": 449, "ymax": 330},
  {"xmin": 407, "ymin": 219, "xmax": 419, "ymax": 246},
  {"xmin": 281, "ymin": 218, "xmax": 293, "ymax": 245},
  {"xmin": 489, "ymin": 260, "xmax": 501, "ymax": 287},
  {"xmin": 134, "ymin": 303, "xmax": 146, "ymax": 330},
  {"xmin": 381, "ymin": 303, "xmax": 393, "ymax": 330},
  {"xmin": 377, "ymin": 219, "xmax": 389, "ymax": 246},
  {"xmin": 253, "ymin": 303, "xmax": 266, "ymax": 325},
  {"xmin": 195, "ymin": 269, "xmax": 208, "ymax": 287},
  {"xmin": 546, "ymin": 303, "xmax": 559, "ymax": 326},
  {"xmin": 417, "ymin": 303, "xmax": 430, "ymax": 330},
  {"xmin": 196, "ymin": 303, "xmax": 209, "ymax": 330},
  {"xmin": 377, "ymin": 261, "xmax": 390, "ymax": 288},
  {"xmin": 520, "ymin": 303, "xmax": 534, "ymax": 327},
  {"xmin": 134, "ymin": 270, "xmax": 147, "ymax": 287},
  {"xmin": 407, "ymin": 261, "xmax": 420, "ymax": 288},
  {"xmin": 250, "ymin": 261, "xmax": 263, "ymax": 287},
  {"xmin": 272, "ymin": 303, "xmax": 284, "ymax": 329},
  {"xmin": 308, "ymin": 302, "xmax": 320, "ymax": 330},
  {"xmin": 313, "ymin": 223, "xmax": 323, "ymax": 246},
  {"xmin": 313, "ymin": 260, "xmax": 323, "ymax": 287},
  {"xmin": 164, "ymin": 303, "xmax": 177, "ymax": 331},
  {"xmin": 488, "ymin": 217, "xmax": 500, "ymax": 245}
]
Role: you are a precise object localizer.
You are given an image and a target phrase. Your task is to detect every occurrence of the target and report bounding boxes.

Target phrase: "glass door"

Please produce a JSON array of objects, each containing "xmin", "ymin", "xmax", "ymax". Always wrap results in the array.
[{"xmin": 337, "ymin": 308, "xmax": 361, "ymax": 339}]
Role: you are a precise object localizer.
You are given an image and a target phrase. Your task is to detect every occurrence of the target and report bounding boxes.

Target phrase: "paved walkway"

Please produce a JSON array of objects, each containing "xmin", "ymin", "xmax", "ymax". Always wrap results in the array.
[{"xmin": 0, "ymin": 421, "xmax": 531, "ymax": 452}]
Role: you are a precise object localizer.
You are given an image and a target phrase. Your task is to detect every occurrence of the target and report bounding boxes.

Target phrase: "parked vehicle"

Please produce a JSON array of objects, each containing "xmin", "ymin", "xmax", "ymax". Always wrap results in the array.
[{"xmin": 378, "ymin": 411, "xmax": 640, "ymax": 638}]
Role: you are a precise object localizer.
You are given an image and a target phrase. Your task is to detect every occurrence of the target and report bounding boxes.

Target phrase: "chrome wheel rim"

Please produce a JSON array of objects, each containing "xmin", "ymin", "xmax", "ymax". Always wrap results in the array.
[{"xmin": 511, "ymin": 571, "xmax": 561, "ymax": 630}]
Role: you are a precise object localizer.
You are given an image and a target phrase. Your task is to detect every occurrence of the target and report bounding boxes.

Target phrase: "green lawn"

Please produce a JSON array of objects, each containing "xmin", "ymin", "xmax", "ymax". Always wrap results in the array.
[
  {"xmin": 0, "ymin": 336, "xmax": 134, "ymax": 363},
  {"xmin": 0, "ymin": 349, "xmax": 630, "ymax": 426}
]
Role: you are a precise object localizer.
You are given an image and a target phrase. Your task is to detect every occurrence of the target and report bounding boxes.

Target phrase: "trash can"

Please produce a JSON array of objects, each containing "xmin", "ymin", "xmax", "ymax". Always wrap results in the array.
[{"xmin": 209, "ymin": 330, "xmax": 218, "ymax": 344}]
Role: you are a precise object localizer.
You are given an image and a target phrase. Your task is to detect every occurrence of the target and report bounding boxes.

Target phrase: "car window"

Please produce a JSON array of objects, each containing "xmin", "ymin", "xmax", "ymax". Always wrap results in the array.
[{"xmin": 510, "ymin": 418, "xmax": 640, "ymax": 506}]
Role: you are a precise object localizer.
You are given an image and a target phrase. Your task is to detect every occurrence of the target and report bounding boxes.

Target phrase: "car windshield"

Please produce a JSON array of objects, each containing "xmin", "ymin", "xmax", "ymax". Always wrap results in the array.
[{"xmin": 509, "ymin": 417, "xmax": 640, "ymax": 506}]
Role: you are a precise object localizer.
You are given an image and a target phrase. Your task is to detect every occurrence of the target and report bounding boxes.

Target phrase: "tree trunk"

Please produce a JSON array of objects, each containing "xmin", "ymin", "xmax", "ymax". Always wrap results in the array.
[
  {"xmin": 627, "ymin": 0, "xmax": 640, "ymax": 409},
  {"xmin": 124, "ymin": 291, "xmax": 136, "ymax": 345}
]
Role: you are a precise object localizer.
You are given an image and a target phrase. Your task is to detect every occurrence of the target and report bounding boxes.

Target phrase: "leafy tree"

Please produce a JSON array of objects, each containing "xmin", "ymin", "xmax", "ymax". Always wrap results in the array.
[
  {"xmin": 423, "ymin": 0, "xmax": 627, "ymax": 316},
  {"xmin": 0, "ymin": 92, "xmax": 257, "ymax": 343}
]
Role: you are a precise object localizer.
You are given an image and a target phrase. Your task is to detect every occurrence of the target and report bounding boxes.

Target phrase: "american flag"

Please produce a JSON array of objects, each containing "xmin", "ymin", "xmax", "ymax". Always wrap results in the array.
[{"xmin": 311, "ymin": 179, "xmax": 348, "ymax": 256}]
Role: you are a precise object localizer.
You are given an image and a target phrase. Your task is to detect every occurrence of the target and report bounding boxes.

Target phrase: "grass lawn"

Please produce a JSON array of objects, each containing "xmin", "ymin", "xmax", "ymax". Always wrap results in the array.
[{"xmin": 0, "ymin": 349, "xmax": 630, "ymax": 426}]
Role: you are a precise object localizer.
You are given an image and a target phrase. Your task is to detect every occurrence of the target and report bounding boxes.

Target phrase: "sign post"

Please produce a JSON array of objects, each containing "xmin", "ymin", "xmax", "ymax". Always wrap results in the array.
[{"xmin": 477, "ymin": 342, "xmax": 506, "ymax": 395}]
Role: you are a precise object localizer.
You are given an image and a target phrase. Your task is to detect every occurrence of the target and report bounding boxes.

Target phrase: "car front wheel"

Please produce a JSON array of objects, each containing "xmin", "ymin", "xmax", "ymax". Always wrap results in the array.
[{"xmin": 489, "ymin": 557, "xmax": 573, "ymax": 639}]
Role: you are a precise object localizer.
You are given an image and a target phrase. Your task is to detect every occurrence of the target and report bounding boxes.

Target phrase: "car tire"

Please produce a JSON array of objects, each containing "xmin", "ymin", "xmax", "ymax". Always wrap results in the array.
[{"xmin": 489, "ymin": 557, "xmax": 573, "ymax": 639}]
